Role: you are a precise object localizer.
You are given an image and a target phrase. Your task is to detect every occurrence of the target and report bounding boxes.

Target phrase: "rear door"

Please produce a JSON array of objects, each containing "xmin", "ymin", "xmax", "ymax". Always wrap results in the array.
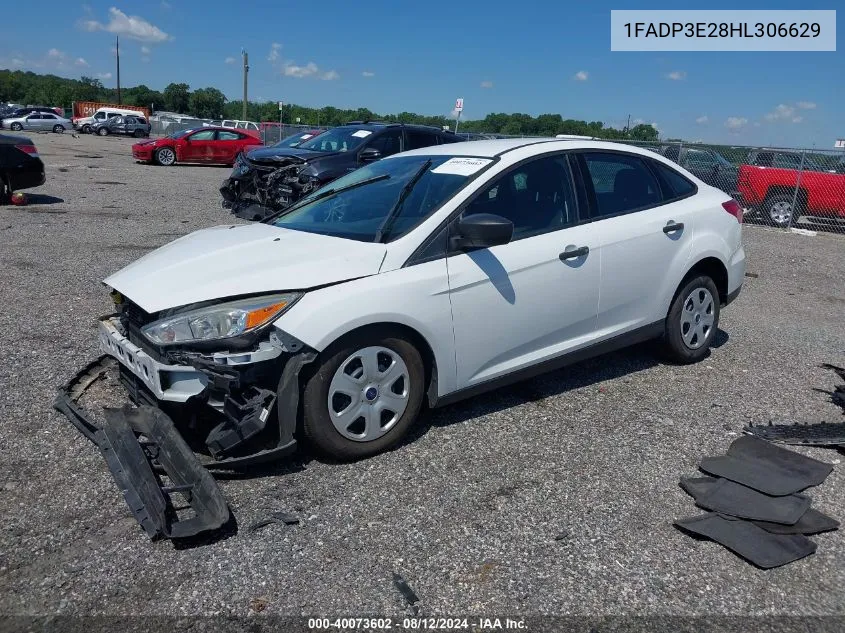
[
  {"xmin": 214, "ymin": 130, "xmax": 244, "ymax": 163},
  {"xmin": 573, "ymin": 150, "xmax": 698, "ymax": 335},
  {"xmin": 447, "ymin": 152, "xmax": 601, "ymax": 388},
  {"xmin": 404, "ymin": 129, "xmax": 440, "ymax": 151}
]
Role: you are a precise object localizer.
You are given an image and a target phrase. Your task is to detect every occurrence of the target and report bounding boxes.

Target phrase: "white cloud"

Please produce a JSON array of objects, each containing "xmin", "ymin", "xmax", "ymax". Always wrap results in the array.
[
  {"xmin": 666, "ymin": 70, "xmax": 686, "ymax": 80},
  {"xmin": 695, "ymin": 115, "xmax": 708, "ymax": 124},
  {"xmin": 267, "ymin": 42, "xmax": 281, "ymax": 62},
  {"xmin": 82, "ymin": 7, "xmax": 171, "ymax": 43},
  {"xmin": 480, "ymin": 80, "xmax": 493, "ymax": 88},
  {"xmin": 97, "ymin": 72, "xmax": 112, "ymax": 80},
  {"xmin": 141, "ymin": 45, "xmax": 151, "ymax": 54},
  {"xmin": 725, "ymin": 116, "xmax": 748, "ymax": 130},
  {"xmin": 225, "ymin": 56, "xmax": 236, "ymax": 64},
  {"xmin": 573, "ymin": 70, "xmax": 588, "ymax": 81},
  {"xmin": 75, "ymin": 57, "xmax": 89, "ymax": 67},
  {"xmin": 797, "ymin": 101, "xmax": 816, "ymax": 110},
  {"xmin": 448, "ymin": 108, "xmax": 461, "ymax": 120},
  {"xmin": 282, "ymin": 61, "xmax": 339, "ymax": 80},
  {"xmin": 792, "ymin": 116, "xmax": 803, "ymax": 123},
  {"xmin": 764, "ymin": 104, "xmax": 795, "ymax": 121},
  {"xmin": 362, "ymin": 71, "xmax": 375, "ymax": 77},
  {"xmin": 161, "ymin": 1, "xmax": 171, "ymax": 8},
  {"xmin": 11, "ymin": 58, "xmax": 25, "ymax": 67}
]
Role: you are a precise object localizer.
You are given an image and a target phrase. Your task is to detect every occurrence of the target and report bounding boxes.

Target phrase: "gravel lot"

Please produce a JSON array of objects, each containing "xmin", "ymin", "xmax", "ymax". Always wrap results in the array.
[{"xmin": 1, "ymin": 131, "xmax": 845, "ymax": 620}]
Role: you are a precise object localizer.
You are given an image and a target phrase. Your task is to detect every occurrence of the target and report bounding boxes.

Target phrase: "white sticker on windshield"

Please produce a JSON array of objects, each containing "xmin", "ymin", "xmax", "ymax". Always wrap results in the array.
[
  {"xmin": 300, "ymin": 134, "xmax": 313, "ymax": 140},
  {"xmin": 351, "ymin": 130, "xmax": 372, "ymax": 138},
  {"xmin": 430, "ymin": 157, "xmax": 493, "ymax": 176}
]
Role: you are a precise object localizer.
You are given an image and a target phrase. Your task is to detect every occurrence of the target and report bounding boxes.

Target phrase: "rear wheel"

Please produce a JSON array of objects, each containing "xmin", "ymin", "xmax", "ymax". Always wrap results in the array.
[
  {"xmin": 762, "ymin": 193, "xmax": 798, "ymax": 228},
  {"xmin": 302, "ymin": 331, "xmax": 425, "ymax": 460},
  {"xmin": 81, "ymin": 124, "xmax": 91, "ymax": 134},
  {"xmin": 53, "ymin": 124, "xmax": 65, "ymax": 133},
  {"xmin": 97, "ymin": 127, "xmax": 109, "ymax": 136},
  {"xmin": 661, "ymin": 275, "xmax": 720, "ymax": 364},
  {"xmin": 155, "ymin": 147, "xmax": 176, "ymax": 166},
  {"xmin": 133, "ymin": 129, "xmax": 145, "ymax": 138}
]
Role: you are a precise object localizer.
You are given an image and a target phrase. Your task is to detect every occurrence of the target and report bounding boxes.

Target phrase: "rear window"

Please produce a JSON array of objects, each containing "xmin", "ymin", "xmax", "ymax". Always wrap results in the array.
[{"xmin": 649, "ymin": 159, "xmax": 696, "ymax": 200}]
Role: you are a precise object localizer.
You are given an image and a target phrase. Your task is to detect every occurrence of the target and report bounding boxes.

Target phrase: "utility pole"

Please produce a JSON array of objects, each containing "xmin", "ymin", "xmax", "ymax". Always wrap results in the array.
[
  {"xmin": 242, "ymin": 49, "xmax": 249, "ymax": 121},
  {"xmin": 115, "ymin": 36, "xmax": 121, "ymax": 104}
]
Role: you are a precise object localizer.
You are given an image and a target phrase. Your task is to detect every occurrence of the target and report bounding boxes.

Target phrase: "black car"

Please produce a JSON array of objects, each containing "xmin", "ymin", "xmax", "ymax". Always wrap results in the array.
[
  {"xmin": 0, "ymin": 133, "xmax": 45, "ymax": 201},
  {"xmin": 661, "ymin": 145, "xmax": 742, "ymax": 203},
  {"xmin": 91, "ymin": 114, "xmax": 152, "ymax": 138},
  {"xmin": 221, "ymin": 122, "xmax": 460, "ymax": 221}
]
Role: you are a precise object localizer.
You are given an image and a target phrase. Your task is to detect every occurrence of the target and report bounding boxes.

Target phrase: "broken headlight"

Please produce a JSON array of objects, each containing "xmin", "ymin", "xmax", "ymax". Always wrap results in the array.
[{"xmin": 141, "ymin": 292, "xmax": 302, "ymax": 345}]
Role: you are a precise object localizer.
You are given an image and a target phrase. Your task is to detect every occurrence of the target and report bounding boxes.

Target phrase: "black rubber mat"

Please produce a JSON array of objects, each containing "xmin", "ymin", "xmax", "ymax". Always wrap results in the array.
[
  {"xmin": 675, "ymin": 513, "xmax": 817, "ymax": 569},
  {"xmin": 680, "ymin": 475, "xmax": 811, "ymax": 524},
  {"xmin": 698, "ymin": 435, "xmax": 833, "ymax": 495},
  {"xmin": 744, "ymin": 422, "xmax": 845, "ymax": 446},
  {"xmin": 750, "ymin": 508, "xmax": 840, "ymax": 535}
]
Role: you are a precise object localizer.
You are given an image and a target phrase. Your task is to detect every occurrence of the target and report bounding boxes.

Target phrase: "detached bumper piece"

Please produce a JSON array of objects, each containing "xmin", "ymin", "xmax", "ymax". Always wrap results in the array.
[
  {"xmin": 98, "ymin": 406, "xmax": 230, "ymax": 540},
  {"xmin": 674, "ymin": 435, "xmax": 837, "ymax": 568}
]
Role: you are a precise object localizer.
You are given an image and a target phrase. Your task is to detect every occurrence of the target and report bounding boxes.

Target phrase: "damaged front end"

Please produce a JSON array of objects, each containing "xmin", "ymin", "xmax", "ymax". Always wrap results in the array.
[
  {"xmin": 54, "ymin": 298, "xmax": 317, "ymax": 540},
  {"xmin": 220, "ymin": 153, "xmax": 319, "ymax": 222}
]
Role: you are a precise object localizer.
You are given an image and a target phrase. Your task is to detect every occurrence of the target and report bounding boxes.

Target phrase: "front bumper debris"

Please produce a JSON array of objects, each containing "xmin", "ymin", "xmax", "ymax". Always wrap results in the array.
[{"xmin": 220, "ymin": 156, "xmax": 315, "ymax": 222}]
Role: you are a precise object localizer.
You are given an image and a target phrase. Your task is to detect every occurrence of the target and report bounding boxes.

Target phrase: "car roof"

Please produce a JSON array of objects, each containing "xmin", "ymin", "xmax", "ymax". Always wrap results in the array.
[
  {"xmin": 393, "ymin": 137, "xmax": 669, "ymax": 159},
  {"xmin": 338, "ymin": 122, "xmax": 451, "ymax": 133}
]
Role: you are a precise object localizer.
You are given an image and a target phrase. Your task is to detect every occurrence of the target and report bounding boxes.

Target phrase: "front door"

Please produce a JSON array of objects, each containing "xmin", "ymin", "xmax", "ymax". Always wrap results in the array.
[{"xmin": 447, "ymin": 153, "xmax": 600, "ymax": 389}]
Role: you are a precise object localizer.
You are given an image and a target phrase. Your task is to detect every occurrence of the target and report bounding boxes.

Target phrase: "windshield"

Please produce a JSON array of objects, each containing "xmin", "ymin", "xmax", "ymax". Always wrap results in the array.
[
  {"xmin": 167, "ymin": 128, "xmax": 194, "ymax": 139},
  {"xmin": 274, "ymin": 130, "xmax": 322, "ymax": 148},
  {"xmin": 713, "ymin": 152, "xmax": 733, "ymax": 167},
  {"xmin": 296, "ymin": 127, "xmax": 373, "ymax": 152},
  {"xmin": 271, "ymin": 155, "xmax": 492, "ymax": 242}
]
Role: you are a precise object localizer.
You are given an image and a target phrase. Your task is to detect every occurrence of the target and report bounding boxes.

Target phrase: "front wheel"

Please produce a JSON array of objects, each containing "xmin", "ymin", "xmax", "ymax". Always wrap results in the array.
[
  {"xmin": 97, "ymin": 127, "xmax": 109, "ymax": 136},
  {"xmin": 302, "ymin": 332, "xmax": 425, "ymax": 460},
  {"xmin": 10, "ymin": 123, "xmax": 22, "ymax": 131},
  {"xmin": 81, "ymin": 124, "xmax": 91, "ymax": 134},
  {"xmin": 763, "ymin": 193, "xmax": 798, "ymax": 228},
  {"xmin": 661, "ymin": 275, "xmax": 720, "ymax": 364},
  {"xmin": 155, "ymin": 147, "xmax": 176, "ymax": 166}
]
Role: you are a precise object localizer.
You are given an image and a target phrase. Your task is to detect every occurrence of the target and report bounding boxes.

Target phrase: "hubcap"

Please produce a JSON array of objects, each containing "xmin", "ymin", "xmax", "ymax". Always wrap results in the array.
[
  {"xmin": 159, "ymin": 149, "xmax": 175, "ymax": 164},
  {"xmin": 769, "ymin": 201, "xmax": 792, "ymax": 225},
  {"xmin": 680, "ymin": 287, "xmax": 715, "ymax": 350},
  {"xmin": 328, "ymin": 346, "xmax": 410, "ymax": 442}
]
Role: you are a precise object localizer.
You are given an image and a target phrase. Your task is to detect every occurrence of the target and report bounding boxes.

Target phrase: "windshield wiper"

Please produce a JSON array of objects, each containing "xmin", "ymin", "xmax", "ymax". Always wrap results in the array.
[
  {"xmin": 373, "ymin": 159, "xmax": 432, "ymax": 242},
  {"xmin": 263, "ymin": 174, "xmax": 390, "ymax": 223}
]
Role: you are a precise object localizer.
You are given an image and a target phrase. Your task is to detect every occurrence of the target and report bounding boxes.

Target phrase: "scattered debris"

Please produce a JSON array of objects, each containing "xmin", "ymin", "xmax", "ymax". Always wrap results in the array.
[
  {"xmin": 744, "ymin": 272, "xmax": 759, "ymax": 279},
  {"xmin": 249, "ymin": 596, "xmax": 269, "ymax": 612},
  {"xmin": 10, "ymin": 192, "xmax": 27, "ymax": 206},
  {"xmin": 248, "ymin": 511, "xmax": 300, "ymax": 532},
  {"xmin": 790, "ymin": 227, "xmax": 817, "ymax": 237},
  {"xmin": 554, "ymin": 529, "xmax": 570, "ymax": 541},
  {"xmin": 392, "ymin": 572, "xmax": 420, "ymax": 614}
]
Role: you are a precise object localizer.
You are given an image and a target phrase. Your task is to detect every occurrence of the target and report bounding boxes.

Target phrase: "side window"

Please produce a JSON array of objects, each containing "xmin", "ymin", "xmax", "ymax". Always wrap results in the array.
[
  {"xmin": 439, "ymin": 133, "xmax": 461, "ymax": 144},
  {"xmin": 367, "ymin": 130, "xmax": 402, "ymax": 157},
  {"xmin": 684, "ymin": 149, "xmax": 715, "ymax": 168},
  {"xmin": 189, "ymin": 130, "xmax": 216, "ymax": 141},
  {"xmin": 217, "ymin": 130, "xmax": 241, "ymax": 141},
  {"xmin": 42, "ymin": 114, "xmax": 57, "ymax": 120},
  {"xmin": 463, "ymin": 155, "xmax": 577, "ymax": 241},
  {"xmin": 649, "ymin": 160, "xmax": 697, "ymax": 200},
  {"xmin": 136, "ymin": 117, "xmax": 147, "ymax": 124},
  {"xmin": 94, "ymin": 112, "xmax": 105, "ymax": 120},
  {"xmin": 773, "ymin": 154, "xmax": 801, "ymax": 169},
  {"xmin": 405, "ymin": 130, "xmax": 438, "ymax": 150},
  {"xmin": 580, "ymin": 152, "xmax": 661, "ymax": 218},
  {"xmin": 112, "ymin": 116, "xmax": 124, "ymax": 124},
  {"xmin": 27, "ymin": 114, "xmax": 42, "ymax": 120}
]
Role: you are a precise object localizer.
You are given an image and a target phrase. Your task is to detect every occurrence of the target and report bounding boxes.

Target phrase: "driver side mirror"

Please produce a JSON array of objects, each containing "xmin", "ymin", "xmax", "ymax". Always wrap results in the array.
[
  {"xmin": 359, "ymin": 147, "xmax": 382, "ymax": 162},
  {"xmin": 451, "ymin": 213, "xmax": 513, "ymax": 250}
]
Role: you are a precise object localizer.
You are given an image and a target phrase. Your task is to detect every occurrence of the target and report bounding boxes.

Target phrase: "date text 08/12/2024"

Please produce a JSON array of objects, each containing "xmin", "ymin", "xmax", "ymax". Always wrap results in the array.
[{"xmin": 307, "ymin": 617, "xmax": 527, "ymax": 630}]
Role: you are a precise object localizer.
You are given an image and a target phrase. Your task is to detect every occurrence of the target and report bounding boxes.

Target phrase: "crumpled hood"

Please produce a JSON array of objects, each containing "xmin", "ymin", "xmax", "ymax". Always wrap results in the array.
[
  {"xmin": 246, "ymin": 146, "xmax": 336, "ymax": 163},
  {"xmin": 104, "ymin": 223, "xmax": 386, "ymax": 313}
]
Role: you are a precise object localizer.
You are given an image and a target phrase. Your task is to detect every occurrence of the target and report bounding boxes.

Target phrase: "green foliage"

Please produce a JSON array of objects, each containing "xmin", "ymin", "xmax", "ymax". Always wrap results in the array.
[{"xmin": 0, "ymin": 68, "xmax": 661, "ymax": 140}]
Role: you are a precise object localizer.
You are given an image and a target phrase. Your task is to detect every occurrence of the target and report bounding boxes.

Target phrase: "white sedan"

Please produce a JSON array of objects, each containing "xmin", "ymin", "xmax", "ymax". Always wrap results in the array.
[{"xmin": 91, "ymin": 138, "xmax": 746, "ymax": 461}]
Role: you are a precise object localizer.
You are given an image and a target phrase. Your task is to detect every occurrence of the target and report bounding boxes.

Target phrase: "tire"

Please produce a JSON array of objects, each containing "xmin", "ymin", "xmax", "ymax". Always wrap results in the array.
[
  {"xmin": 661, "ymin": 275, "xmax": 720, "ymax": 364},
  {"xmin": 0, "ymin": 175, "xmax": 10, "ymax": 204},
  {"xmin": 762, "ymin": 193, "xmax": 798, "ymax": 228},
  {"xmin": 155, "ymin": 147, "xmax": 176, "ymax": 166},
  {"xmin": 53, "ymin": 124, "xmax": 65, "ymax": 133},
  {"xmin": 97, "ymin": 127, "xmax": 109, "ymax": 136},
  {"xmin": 302, "ymin": 330, "xmax": 425, "ymax": 460},
  {"xmin": 133, "ymin": 129, "xmax": 145, "ymax": 138},
  {"xmin": 81, "ymin": 124, "xmax": 91, "ymax": 134},
  {"xmin": 10, "ymin": 123, "xmax": 22, "ymax": 131}
]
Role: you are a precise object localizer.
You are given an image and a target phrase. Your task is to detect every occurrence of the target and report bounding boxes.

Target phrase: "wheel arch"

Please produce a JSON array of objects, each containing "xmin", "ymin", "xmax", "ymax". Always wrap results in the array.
[
  {"xmin": 677, "ymin": 256, "xmax": 729, "ymax": 306},
  {"xmin": 765, "ymin": 184, "xmax": 807, "ymax": 206}
]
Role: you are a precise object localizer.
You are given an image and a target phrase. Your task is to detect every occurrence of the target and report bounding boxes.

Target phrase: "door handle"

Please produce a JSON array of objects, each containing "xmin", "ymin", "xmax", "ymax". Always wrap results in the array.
[
  {"xmin": 559, "ymin": 245, "xmax": 589, "ymax": 261},
  {"xmin": 663, "ymin": 222, "xmax": 685, "ymax": 234}
]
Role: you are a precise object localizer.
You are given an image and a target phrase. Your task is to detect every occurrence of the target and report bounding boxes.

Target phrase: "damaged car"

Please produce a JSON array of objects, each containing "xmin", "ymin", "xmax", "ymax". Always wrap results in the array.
[
  {"xmin": 57, "ymin": 138, "xmax": 745, "ymax": 538},
  {"xmin": 220, "ymin": 121, "xmax": 460, "ymax": 221}
]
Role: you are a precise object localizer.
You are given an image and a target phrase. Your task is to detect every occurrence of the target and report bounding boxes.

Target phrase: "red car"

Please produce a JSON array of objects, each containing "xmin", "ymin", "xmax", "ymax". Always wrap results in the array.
[{"xmin": 132, "ymin": 126, "xmax": 263, "ymax": 166}]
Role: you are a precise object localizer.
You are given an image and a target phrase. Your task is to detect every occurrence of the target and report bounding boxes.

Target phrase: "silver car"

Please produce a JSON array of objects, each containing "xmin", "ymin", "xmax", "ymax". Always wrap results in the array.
[{"xmin": 4, "ymin": 112, "xmax": 73, "ymax": 133}]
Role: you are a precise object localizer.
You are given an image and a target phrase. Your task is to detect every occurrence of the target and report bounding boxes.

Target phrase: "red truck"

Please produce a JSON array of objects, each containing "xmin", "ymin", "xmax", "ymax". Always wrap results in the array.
[{"xmin": 738, "ymin": 163, "xmax": 845, "ymax": 228}]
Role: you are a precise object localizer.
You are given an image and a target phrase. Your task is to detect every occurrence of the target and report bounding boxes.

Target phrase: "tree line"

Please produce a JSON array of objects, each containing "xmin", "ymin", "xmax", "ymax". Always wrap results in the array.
[{"xmin": 0, "ymin": 69, "xmax": 659, "ymax": 141}]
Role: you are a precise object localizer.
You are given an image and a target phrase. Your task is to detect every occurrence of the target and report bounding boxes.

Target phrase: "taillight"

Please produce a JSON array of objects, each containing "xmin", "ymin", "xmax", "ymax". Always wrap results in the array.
[
  {"xmin": 15, "ymin": 144, "xmax": 39, "ymax": 158},
  {"xmin": 722, "ymin": 199, "xmax": 743, "ymax": 223}
]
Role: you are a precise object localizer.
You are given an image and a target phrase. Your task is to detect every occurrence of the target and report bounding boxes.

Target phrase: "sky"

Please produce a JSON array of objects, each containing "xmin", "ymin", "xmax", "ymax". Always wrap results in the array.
[{"xmin": 1, "ymin": 0, "xmax": 842, "ymax": 148}]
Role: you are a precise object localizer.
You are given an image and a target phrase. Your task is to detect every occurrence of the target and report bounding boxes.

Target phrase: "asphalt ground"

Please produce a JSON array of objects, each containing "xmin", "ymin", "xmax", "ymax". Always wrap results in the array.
[{"xmin": 1, "ymin": 131, "xmax": 844, "ymax": 623}]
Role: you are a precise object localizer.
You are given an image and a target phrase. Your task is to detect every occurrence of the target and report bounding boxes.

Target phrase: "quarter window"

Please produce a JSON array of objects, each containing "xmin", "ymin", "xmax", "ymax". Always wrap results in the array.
[
  {"xmin": 580, "ymin": 152, "xmax": 660, "ymax": 218},
  {"xmin": 649, "ymin": 160, "xmax": 696, "ymax": 200},
  {"xmin": 463, "ymin": 155, "xmax": 577, "ymax": 240}
]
